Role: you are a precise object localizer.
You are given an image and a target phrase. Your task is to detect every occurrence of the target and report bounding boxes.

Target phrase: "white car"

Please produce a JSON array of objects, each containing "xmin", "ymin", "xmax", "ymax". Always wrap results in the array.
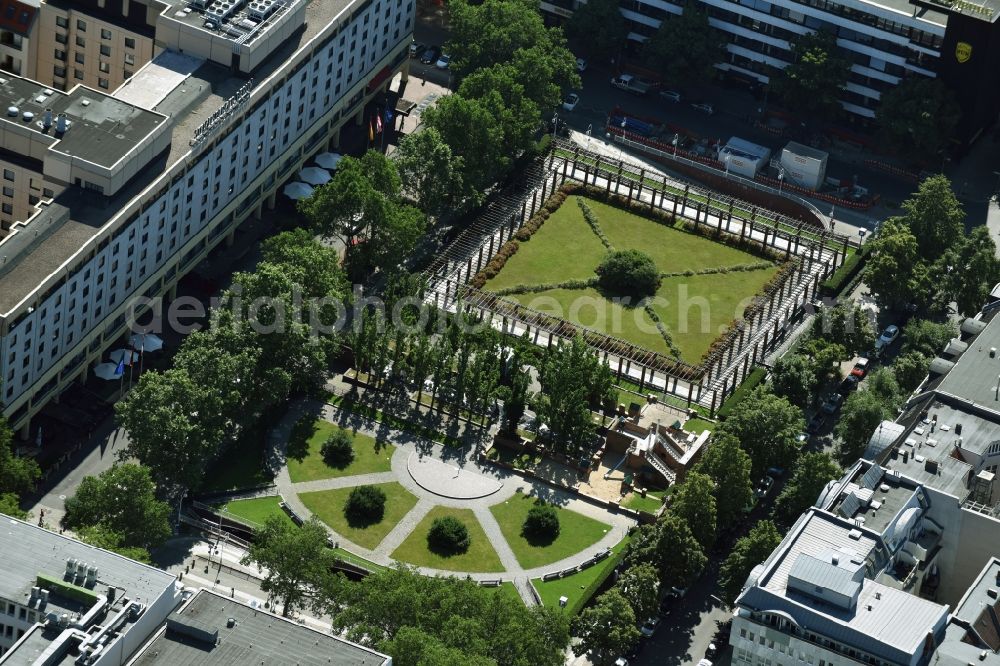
[
  {"xmin": 640, "ymin": 616, "xmax": 661, "ymax": 638},
  {"xmin": 576, "ymin": 57, "xmax": 588, "ymax": 72},
  {"xmin": 435, "ymin": 54, "xmax": 451, "ymax": 69},
  {"xmin": 615, "ymin": 659, "xmax": 630, "ymax": 666},
  {"xmin": 691, "ymin": 102, "xmax": 715, "ymax": 115},
  {"xmin": 876, "ymin": 324, "xmax": 900, "ymax": 351},
  {"xmin": 660, "ymin": 89, "xmax": 682, "ymax": 102},
  {"xmin": 562, "ymin": 92, "xmax": 580, "ymax": 111}
]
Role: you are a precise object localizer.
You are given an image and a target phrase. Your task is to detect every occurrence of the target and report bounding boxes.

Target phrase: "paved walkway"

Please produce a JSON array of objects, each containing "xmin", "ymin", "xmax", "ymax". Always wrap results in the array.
[{"xmin": 271, "ymin": 396, "xmax": 636, "ymax": 606}]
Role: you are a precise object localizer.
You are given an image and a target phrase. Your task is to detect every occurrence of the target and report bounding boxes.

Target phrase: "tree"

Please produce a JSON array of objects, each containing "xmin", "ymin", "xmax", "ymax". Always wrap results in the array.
[
  {"xmin": 834, "ymin": 389, "xmax": 893, "ymax": 464},
  {"xmin": 117, "ymin": 368, "xmax": 226, "ymax": 497},
  {"xmin": 381, "ymin": 626, "xmax": 497, "ymax": 666},
  {"xmin": 241, "ymin": 516, "xmax": 335, "ymax": 617},
  {"xmin": 615, "ymin": 563, "xmax": 659, "ymax": 621},
  {"xmin": 0, "ymin": 493, "xmax": 28, "ymax": 520},
  {"xmin": 523, "ymin": 502, "xmax": 560, "ymax": 544},
  {"xmin": 344, "ymin": 485, "xmax": 387, "ymax": 527},
  {"xmin": 670, "ymin": 472, "xmax": 717, "ymax": 551},
  {"xmin": 395, "ymin": 128, "xmax": 469, "ymax": 222},
  {"xmin": 62, "ymin": 464, "xmax": 171, "ymax": 550},
  {"xmin": 771, "ymin": 353, "xmax": 818, "ymax": 408},
  {"xmin": 893, "ymin": 351, "xmax": 930, "ymax": 393},
  {"xmin": 423, "ymin": 94, "xmax": 507, "ymax": 196},
  {"xmin": 565, "ymin": 0, "xmax": 626, "ymax": 62},
  {"xmin": 714, "ymin": 386, "xmax": 805, "ymax": 481},
  {"xmin": 428, "ymin": 516, "xmax": 470, "ymax": 555},
  {"xmin": 696, "ymin": 433, "xmax": 754, "ymax": 528},
  {"xmin": 595, "ymin": 250, "xmax": 660, "ymax": 297},
  {"xmin": 0, "ymin": 418, "xmax": 39, "ymax": 498},
  {"xmin": 773, "ymin": 453, "xmax": 841, "ymax": 525},
  {"xmin": 865, "ymin": 219, "xmax": 920, "ymax": 309},
  {"xmin": 571, "ymin": 589, "xmax": 641, "ymax": 665},
  {"xmin": 813, "ymin": 302, "xmax": 875, "ymax": 357},
  {"xmin": 260, "ymin": 228, "xmax": 348, "ymax": 300},
  {"xmin": 458, "ymin": 65, "xmax": 542, "ymax": 157},
  {"xmin": 643, "ymin": 2, "xmax": 726, "ymax": 86},
  {"xmin": 866, "ymin": 368, "xmax": 901, "ymax": 410},
  {"xmin": 720, "ymin": 521, "xmax": 782, "ymax": 605},
  {"xmin": 76, "ymin": 524, "xmax": 153, "ymax": 564},
  {"xmin": 800, "ymin": 338, "xmax": 848, "ymax": 385},
  {"xmin": 948, "ymin": 225, "xmax": 1000, "ymax": 315},
  {"xmin": 322, "ymin": 430, "xmax": 355, "ymax": 469},
  {"xmin": 772, "ymin": 30, "xmax": 850, "ymax": 122},
  {"xmin": 876, "ymin": 78, "xmax": 960, "ymax": 163},
  {"xmin": 902, "ymin": 319, "xmax": 958, "ymax": 358},
  {"xmin": 651, "ymin": 512, "xmax": 707, "ymax": 588},
  {"xmin": 899, "ymin": 174, "xmax": 965, "ymax": 262}
]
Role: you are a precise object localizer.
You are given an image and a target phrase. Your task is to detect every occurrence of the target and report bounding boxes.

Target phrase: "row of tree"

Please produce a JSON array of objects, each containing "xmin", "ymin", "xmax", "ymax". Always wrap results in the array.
[
  {"xmin": 241, "ymin": 514, "xmax": 571, "ymax": 666},
  {"xmin": 0, "ymin": 419, "xmax": 40, "ymax": 519},
  {"xmin": 117, "ymin": 229, "xmax": 349, "ymax": 498}
]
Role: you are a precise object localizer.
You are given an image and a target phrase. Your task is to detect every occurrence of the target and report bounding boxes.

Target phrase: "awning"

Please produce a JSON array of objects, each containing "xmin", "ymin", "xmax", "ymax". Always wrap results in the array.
[
  {"xmin": 93, "ymin": 363, "xmax": 121, "ymax": 381},
  {"xmin": 130, "ymin": 333, "xmax": 164, "ymax": 352},
  {"xmin": 282, "ymin": 182, "xmax": 314, "ymax": 200},
  {"xmin": 109, "ymin": 349, "xmax": 139, "ymax": 366},
  {"xmin": 298, "ymin": 167, "xmax": 332, "ymax": 186},
  {"xmin": 314, "ymin": 152, "xmax": 342, "ymax": 170}
]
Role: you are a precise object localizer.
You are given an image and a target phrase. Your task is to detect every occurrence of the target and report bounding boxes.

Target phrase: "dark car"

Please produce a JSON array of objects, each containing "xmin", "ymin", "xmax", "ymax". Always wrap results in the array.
[
  {"xmin": 838, "ymin": 374, "xmax": 860, "ymax": 396},
  {"xmin": 420, "ymin": 46, "xmax": 440, "ymax": 64},
  {"xmin": 807, "ymin": 413, "xmax": 826, "ymax": 434},
  {"xmin": 822, "ymin": 393, "xmax": 844, "ymax": 414}
]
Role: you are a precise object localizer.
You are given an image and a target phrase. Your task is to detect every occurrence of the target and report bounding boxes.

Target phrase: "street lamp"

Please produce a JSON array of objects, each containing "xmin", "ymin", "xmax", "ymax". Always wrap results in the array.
[
  {"xmin": 672, "ymin": 133, "xmax": 679, "ymax": 157},
  {"xmin": 723, "ymin": 153, "xmax": 731, "ymax": 178},
  {"xmin": 551, "ymin": 113, "xmax": 558, "ymax": 140},
  {"xmin": 586, "ymin": 123, "xmax": 592, "ymax": 150},
  {"xmin": 777, "ymin": 166, "xmax": 785, "ymax": 194},
  {"xmin": 829, "ymin": 206, "xmax": 836, "ymax": 233}
]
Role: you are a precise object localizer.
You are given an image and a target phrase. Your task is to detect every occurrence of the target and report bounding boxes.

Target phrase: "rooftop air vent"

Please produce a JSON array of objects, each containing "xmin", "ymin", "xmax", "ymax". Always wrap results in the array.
[
  {"xmin": 6, "ymin": 106, "xmax": 17, "ymax": 117},
  {"xmin": 22, "ymin": 111, "xmax": 33, "ymax": 122}
]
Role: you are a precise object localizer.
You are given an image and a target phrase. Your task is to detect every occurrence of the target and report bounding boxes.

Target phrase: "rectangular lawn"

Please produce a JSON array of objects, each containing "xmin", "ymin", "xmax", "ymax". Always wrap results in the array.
[
  {"xmin": 489, "ymin": 493, "xmax": 611, "ymax": 569},
  {"xmin": 299, "ymin": 482, "xmax": 418, "ymax": 550},
  {"xmin": 532, "ymin": 536, "xmax": 630, "ymax": 615},
  {"xmin": 286, "ymin": 419, "xmax": 394, "ymax": 483},
  {"xmin": 216, "ymin": 496, "xmax": 294, "ymax": 528},
  {"xmin": 391, "ymin": 506, "xmax": 504, "ymax": 573}
]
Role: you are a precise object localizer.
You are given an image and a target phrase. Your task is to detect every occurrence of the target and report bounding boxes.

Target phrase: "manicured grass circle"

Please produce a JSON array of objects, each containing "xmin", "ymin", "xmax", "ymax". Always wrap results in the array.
[{"xmin": 490, "ymin": 493, "xmax": 610, "ymax": 569}]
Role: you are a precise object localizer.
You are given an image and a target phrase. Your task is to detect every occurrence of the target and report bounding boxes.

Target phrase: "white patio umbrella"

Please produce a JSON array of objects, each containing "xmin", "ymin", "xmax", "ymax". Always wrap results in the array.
[
  {"xmin": 298, "ymin": 167, "xmax": 332, "ymax": 186},
  {"xmin": 93, "ymin": 363, "xmax": 120, "ymax": 381},
  {"xmin": 313, "ymin": 152, "xmax": 343, "ymax": 170},
  {"xmin": 130, "ymin": 332, "xmax": 164, "ymax": 353},
  {"xmin": 282, "ymin": 182, "xmax": 314, "ymax": 200},
  {"xmin": 109, "ymin": 349, "xmax": 139, "ymax": 365}
]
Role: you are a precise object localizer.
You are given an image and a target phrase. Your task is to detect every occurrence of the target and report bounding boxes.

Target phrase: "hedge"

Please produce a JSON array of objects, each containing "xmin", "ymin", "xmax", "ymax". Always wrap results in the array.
[
  {"xmin": 716, "ymin": 366, "xmax": 768, "ymax": 419},
  {"xmin": 37, "ymin": 573, "xmax": 100, "ymax": 606},
  {"xmin": 820, "ymin": 247, "xmax": 870, "ymax": 297}
]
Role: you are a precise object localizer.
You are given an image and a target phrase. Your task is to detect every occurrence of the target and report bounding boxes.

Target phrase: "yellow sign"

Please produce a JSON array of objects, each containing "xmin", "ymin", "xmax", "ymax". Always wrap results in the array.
[{"xmin": 956, "ymin": 42, "xmax": 973, "ymax": 63}]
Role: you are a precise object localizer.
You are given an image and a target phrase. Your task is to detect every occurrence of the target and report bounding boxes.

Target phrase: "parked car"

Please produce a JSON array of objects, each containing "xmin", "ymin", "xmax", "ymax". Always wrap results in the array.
[
  {"xmin": 420, "ymin": 46, "xmax": 440, "ymax": 64},
  {"xmin": 666, "ymin": 586, "xmax": 687, "ymax": 598},
  {"xmin": 659, "ymin": 89, "xmax": 682, "ymax": 102},
  {"xmin": 850, "ymin": 357, "xmax": 871, "ymax": 378},
  {"xmin": 767, "ymin": 466, "xmax": 786, "ymax": 479},
  {"xmin": 611, "ymin": 74, "xmax": 652, "ymax": 95},
  {"xmin": 698, "ymin": 660, "xmax": 714, "ymax": 666},
  {"xmin": 435, "ymin": 54, "xmax": 451, "ymax": 69},
  {"xmin": 562, "ymin": 92, "xmax": 580, "ymax": 111},
  {"xmin": 822, "ymin": 393, "xmax": 844, "ymax": 414},
  {"xmin": 807, "ymin": 413, "xmax": 826, "ymax": 434},
  {"xmin": 707, "ymin": 643, "xmax": 719, "ymax": 658},
  {"xmin": 615, "ymin": 658, "xmax": 630, "ymax": 666},
  {"xmin": 838, "ymin": 374, "xmax": 860, "ymax": 395},
  {"xmin": 576, "ymin": 57, "xmax": 588, "ymax": 72},
  {"xmin": 691, "ymin": 102, "xmax": 715, "ymax": 115},
  {"xmin": 640, "ymin": 616, "xmax": 661, "ymax": 638},
  {"xmin": 408, "ymin": 41, "xmax": 425, "ymax": 57},
  {"xmin": 755, "ymin": 475, "xmax": 775, "ymax": 499},
  {"xmin": 876, "ymin": 324, "xmax": 900, "ymax": 352}
]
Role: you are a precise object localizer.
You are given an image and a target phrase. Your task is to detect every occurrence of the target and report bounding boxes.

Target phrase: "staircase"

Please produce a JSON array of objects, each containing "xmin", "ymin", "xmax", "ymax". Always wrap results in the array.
[{"xmin": 642, "ymin": 448, "xmax": 676, "ymax": 485}]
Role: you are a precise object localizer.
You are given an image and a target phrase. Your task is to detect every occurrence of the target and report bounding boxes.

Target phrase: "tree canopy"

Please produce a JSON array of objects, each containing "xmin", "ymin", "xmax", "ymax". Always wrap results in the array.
[
  {"xmin": 720, "ymin": 520, "xmax": 783, "ymax": 605},
  {"xmin": 902, "ymin": 319, "xmax": 958, "ymax": 358},
  {"xmin": 642, "ymin": 3, "xmax": 726, "ymax": 86},
  {"xmin": 395, "ymin": 128, "xmax": 469, "ymax": 222},
  {"xmin": 696, "ymin": 433, "xmax": 754, "ymax": 528},
  {"xmin": 62, "ymin": 464, "xmax": 171, "ymax": 551},
  {"xmin": 876, "ymin": 78, "xmax": 960, "ymax": 163},
  {"xmin": 615, "ymin": 562, "xmax": 659, "ymax": 622},
  {"xmin": 773, "ymin": 453, "xmax": 841, "ymax": 525},
  {"xmin": 669, "ymin": 472, "xmax": 717, "ymax": 551},
  {"xmin": 834, "ymin": 389, "xmax": 894, "ymax": 464},
  {"xmin": 770, "ymin": 353, "xmax": 817, "ymax": 408},
  {"xmin": 714, "ymin": 386, "xmax": 805, "ymax": 480},
  {"xmin": 565, "ymin": 0, "xmax": 626, "ymax": 63},
  {"xmin": 772, "ymin": 30, "xmax": 850, "ymax": 122},
  {"xmin": 571, "ymin": 588, "xmax": 640, "ymax": 665},
  {"xmin": 0, "ymin": 418, "xmax": 39, "ymax": 500}
]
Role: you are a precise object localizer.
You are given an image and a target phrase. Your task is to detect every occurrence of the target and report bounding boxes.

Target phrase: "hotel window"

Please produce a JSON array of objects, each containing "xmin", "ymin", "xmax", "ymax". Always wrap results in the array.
[
  {"xmin": 56, "ymin": 16, "xmax": 68, "ymax": 28},
  {"xmin": 125, "ymin": 53, "xmax": 134, "ymax": 65},
  {"xmin": 76, "ymin": 19, "xmax": 86, "ymax": 31},
  {"xmin": 125, "ymin": 37, "xmax": 135, "ymax": 49},
  {"xmin": 54, "ymin": 48, "xmax": 65, "ymax": 61},
  {"xmin": 74, "ymin": 69, "xmax": 83, "ymax": 80},
  {"xmin": 98, "ymin": 77, "xmax": 108, "ymax": 89},
  {"xmin": 101, "ymin": 28, "xmax": 111, "ymax": 39},
  {"xmin": 99, "ymin": 61, "xmax": 109, "ymax": 73},
  {"xmin": 74, "ymin": 52, "xmax": 84, "ymax": 64},
  {"xmin": 55, "ymin": 33, "xmax": 66, "ymax": 44},
  {"xmin": 100, "ymin": 44, "xmax": 110, "ymax": 57},
  {"xmin": 53, "ymin": 65, "xmax": 66, "ymax": 78},
  {"xmin": 75, "ymin": 35, "xmax": 85, "ymax": 47}
]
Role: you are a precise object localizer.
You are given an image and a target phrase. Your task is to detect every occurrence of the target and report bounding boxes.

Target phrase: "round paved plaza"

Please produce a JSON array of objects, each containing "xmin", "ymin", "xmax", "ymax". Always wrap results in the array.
[{"xmin": 406, "ymin": 452, "xmax": 504, "ymax": 499}]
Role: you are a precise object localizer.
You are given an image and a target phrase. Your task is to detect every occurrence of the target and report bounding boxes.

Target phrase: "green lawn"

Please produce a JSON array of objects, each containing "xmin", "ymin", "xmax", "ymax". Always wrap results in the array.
[
  {"xmin": 286, "ymin": 419, "xmax": 394, "ymax": 483},
  {"xmin": 622, "ymin": 489, "xmax": 666, "ymax": 513},
  {"xmin": 684, "ymin": 417, "xmax": 717, "ymax": 433},
  {"xmin": 299, "ymin": 482, "xmax": 418, "ymax": 550},
  {"xmin": 533, "ymin": 536, "xmax": 630, "ymax": 615},
  {"xmin": 487, "ymin": 195, "xmax": 780, "ymax": 363},
  {"xmin": 199, "ymin": 419, "xmax": 275, "ymax": 493},
  {"xmin": 391, "ymin": 506, "xmax": 504, "ymax": 573},
  {"xmin": 484, "ymin": 200, "xmax": 609, "ymax": 291},
  {"xmin": 489, "ymin": 493, "xmax": 611, "ymax": 569},
  {"xmin": 215, "ymin": 496, "xmax": 293, "ymax": 528},
  {"xmin": 495, "ymin": 581, "xmax": 524, "ymax": 606}
]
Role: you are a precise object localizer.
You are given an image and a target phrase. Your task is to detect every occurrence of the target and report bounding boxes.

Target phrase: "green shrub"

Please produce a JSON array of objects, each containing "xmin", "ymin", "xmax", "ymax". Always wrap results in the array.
[
  {"xmin": 428, "ymin": 516, "xmax": 471, "ymax": 555},
  {"xmin": 596, "ymin": 249, "xmax": 660, "ymax": 297},
  {"xmin": 716, "ymin": 367, "xmax": 768, "ymax": 419},
  {"xmin": 344, "ymin": 485, "xmax": 387, "ymax": 527},
  {"xmin": 522, "ymin": 503, "xmax": 560, "ymax": 544},
  {"xmin": 321, "ymin": 430, "xmax": 355, "ymax": 468},
  {"xmin": 820, "ymin": 249, "xmax": 868, "ymax": 297}
]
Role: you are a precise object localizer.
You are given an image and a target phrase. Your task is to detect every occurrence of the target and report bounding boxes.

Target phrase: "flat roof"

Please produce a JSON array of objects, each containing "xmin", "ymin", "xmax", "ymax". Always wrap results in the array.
[
  {"xmin": 0, "ymin": 74, "xmax": 166, "ymax": 169},
  {"xmin": 113, "ymin": 51, "xmax": 207, "ymax": 110},
  {"xmin": 127, "ymin": 590, "xmax": 391, "ymax": 666},
  {"xmin": 865, "ymin": 0, "xmax": 950, "ymax": 26},
  {"xmin": 2, "ymin": 624, "xmax": 63, "ymax": 666},
  {"xmin": 0, "ymin": 0, "xmax": 354, "ymax": 316},
  {"xmin": 0, "ymin": 514, "xmax": 177, "ymax": 611},
  {"xmin": 936, "ymin": 313, "xmax": 1000, "ymax": 403}
]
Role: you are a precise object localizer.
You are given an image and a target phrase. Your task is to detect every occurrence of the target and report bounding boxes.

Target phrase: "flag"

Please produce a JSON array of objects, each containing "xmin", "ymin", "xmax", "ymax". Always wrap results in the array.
[
  {"xmin": 368, "ymin": 120, "xmax": 374, "ymax": 142},
  {"xmin": 115, "ymin": 358, "xmax": 125, "ymax": 376},
  {"xmin": 384, "ymin": 107, "xmax": 393, "ymax": 124},
  {"xmin": 376, "ymin": 112, "xmax": 383, "ymax": 134}
]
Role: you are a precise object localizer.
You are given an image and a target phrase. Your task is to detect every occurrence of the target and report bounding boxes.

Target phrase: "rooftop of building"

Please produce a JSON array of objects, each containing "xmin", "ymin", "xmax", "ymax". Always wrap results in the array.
[
  {"xmin": 865, "ymin": 0, "xmax": 950, "ymax": 27},
  {"xmin": 0, "ymin": 74, "xmax": 166, "ymax": 169},
  {"xmin": 934, "ymin": 310, "xmax": 1000, "ymax": 404},
  {"xmin": 910, "ymin": 0, "xmax": 999, "ymax": 23},
  {"xmin": 0, "ymin": 514, "xmax": 177, "ymax": 612},
  {"xmin": 126, "ymin": 590, "xmax": 391, "ymax": 666},
  {"xmin": 0, "ymin": 0, "xmax": 357, "ymax": 317},
  {"xmin": 43, "ymin": 0, "xmax": 159, "ymax": 38},
  {"xmin": 739, "ymin": 509, "xmax": 950, "ymax": 663},
  {"xmin": 827, "ymin": 463, "xmax": 922, "ymax": 534},
  {"xmin": 932, "ymin": 558, "xmax": 1000, "ymax": 666},
  {"xmin": 160, "ymin": 0, "xmax": 299, "ymax": 47}
]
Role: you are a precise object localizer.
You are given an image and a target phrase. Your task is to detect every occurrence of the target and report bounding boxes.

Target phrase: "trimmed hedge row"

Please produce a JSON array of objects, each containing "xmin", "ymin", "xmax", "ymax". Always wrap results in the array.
[
  {"xmin": 494, "ymin": 277, "xmax": 599, "ymax": 296},
  {"xmin": 577, "ymin": 198, "xmax": 614, "ymax": 249},
  {"xmin": 716, "ymin": 366, "xmax": 768, "ymax": 419},
  {"xmin": 820, "ymin": 248, "xmax": 869, "ymax": 297}
]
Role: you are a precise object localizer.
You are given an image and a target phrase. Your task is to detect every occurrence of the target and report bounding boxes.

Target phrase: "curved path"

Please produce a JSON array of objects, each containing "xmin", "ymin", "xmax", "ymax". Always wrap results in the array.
[{"xmin": 272, "ymin": 398, "xmax": 636, "ymax": 606}]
